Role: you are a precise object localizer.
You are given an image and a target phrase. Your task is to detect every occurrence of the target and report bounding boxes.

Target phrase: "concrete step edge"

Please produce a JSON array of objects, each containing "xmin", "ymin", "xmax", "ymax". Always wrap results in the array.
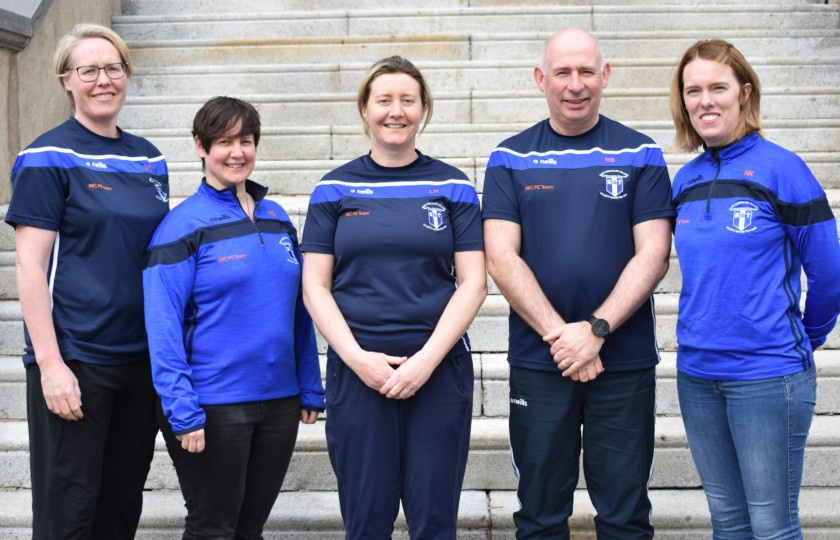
[
  {"xmin": 3, "ymin": 414, "xmax": 840, "ymax": 452},
  {"xmin": 129, "ymin": 57, "xmax": 840, "ymax": 76},
  {"xmin": 124, "ymin": 28, "xmax": 840, "ymax": 49},
  {"xmin": 122, "ymin": 86, "xmax": 840, "ymax": 104},
  {"xmin": 123, "ymin": 118, "xmax": 840, "ymax": 137},
  {"xmin": 112, "ymin": 4, "xmax": 837, "ymax": 24},
  {"xmin": 2, "ymin": 487, "xmax": 840, "ymax": 532}
]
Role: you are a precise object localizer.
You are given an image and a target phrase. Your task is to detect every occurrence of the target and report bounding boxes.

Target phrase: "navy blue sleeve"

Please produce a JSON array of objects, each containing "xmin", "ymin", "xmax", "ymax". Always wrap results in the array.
[
  {"xmin": 482, "ymin": 148, "xmax": 522, "ymax": 224},
  {"xmin": 631, "ymin": 145, "xmax": 675, "ymax": 225},
  {"xmin": 301, "ymin": 184, "xmax": 340, "ymax": 254},
  {"xmin": 6, "ymin": 152, "xmax": 68, "ymax": 230}
]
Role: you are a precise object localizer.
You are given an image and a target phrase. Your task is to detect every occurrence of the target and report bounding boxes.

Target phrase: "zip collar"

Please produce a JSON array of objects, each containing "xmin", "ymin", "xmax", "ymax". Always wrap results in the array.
[
  {"xmin": 198, "ymin": 178, "xmax": 268, "ymax": 214},
  {"xmin": 702, "ymin": 132, "xmax": 761, "ymax": 165}
]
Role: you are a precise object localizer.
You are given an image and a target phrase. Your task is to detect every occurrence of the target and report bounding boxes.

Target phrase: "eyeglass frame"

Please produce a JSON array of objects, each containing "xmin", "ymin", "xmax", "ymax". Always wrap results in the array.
[{"xmin": 68, "ymin": 62, "xmax": 127, "ymax": 83}]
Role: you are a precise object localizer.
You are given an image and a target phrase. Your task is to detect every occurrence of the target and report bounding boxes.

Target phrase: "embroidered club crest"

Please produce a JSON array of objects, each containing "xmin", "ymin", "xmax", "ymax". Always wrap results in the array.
[
  {"xmin": 598, "ymin": 170, "xmax": 629, "ymax": 199},
  {"xmin": 422, "ymin": 202, "xmax": 447, "ymax": 231},
  {"xmin": 726, "ymin": 201, "xmax": 759, "ymax": 233},
  {"xmin": 148, "ymin": 177, "xmax": 169, "ymax": 203},
  {"xmin": 280, "ymin": 237, "xmax": 299, "ymax": 264}
]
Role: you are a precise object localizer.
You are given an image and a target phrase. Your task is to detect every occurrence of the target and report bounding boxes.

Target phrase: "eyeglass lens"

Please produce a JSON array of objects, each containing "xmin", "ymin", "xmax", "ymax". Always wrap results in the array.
[{"xmin": 75, "ymin": 63, "xmax": 126, "ymax": 82}]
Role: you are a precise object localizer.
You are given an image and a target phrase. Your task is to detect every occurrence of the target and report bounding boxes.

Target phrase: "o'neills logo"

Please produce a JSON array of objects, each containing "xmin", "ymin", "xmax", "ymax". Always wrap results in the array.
[{"xmin": 510, "ymin": 397, "xmax": 528, "ymax": 407}]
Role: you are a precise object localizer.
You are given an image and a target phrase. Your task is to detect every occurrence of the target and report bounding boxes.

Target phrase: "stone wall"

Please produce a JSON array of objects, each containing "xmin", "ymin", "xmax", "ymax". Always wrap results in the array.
[{"xmin": 1, "ymin": 0, "xmax": 120, "ymax": 203}]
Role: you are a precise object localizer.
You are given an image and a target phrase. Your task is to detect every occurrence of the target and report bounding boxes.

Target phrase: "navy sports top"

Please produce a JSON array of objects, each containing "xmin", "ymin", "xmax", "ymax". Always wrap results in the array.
[{"xmin": 302, "ymin": 152, "xmax": 483, "ymax": 357}]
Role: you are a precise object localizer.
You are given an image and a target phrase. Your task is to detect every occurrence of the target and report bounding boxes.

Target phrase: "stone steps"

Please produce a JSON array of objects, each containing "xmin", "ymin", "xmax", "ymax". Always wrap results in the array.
[
  {"xmin": 112, "ymin": 5, "xmax": 839, "ymax": 41},
  {"xmin": 119, "ymin": 87, "xmax": 840, "ymax": 129},
  {"xmin": 2, "ymin": 290, "xmax": 840, "ymax": 356},
  {"xmin": 3, "ymin": 350, "xmax": 840, "ymax": 490},
  {"xmin": 4, "ymin": 0, "xmax": 840, "ymax": 535},
  {"xmin": 1, "ymin": 485, "xmax": 840, "ymax": 538},
  {"xmin": 12, "ymin": 344, "xmax": 840, "ymax": 419},
  {"xmin": 124, "ymin": 30, "xmax": 840, "ymax": 68},
  {"xmin": 119, "ymin": 0, "xmax": 824, "ymax": 17},
  {"xmin": 124, "ymin": 120, "xmax": 840, "ymax": 163},
  {"xmin": 127, "ymin": 58, "xmax": 840, "ymax": 96},
  {"xmin": 2, "ymin": 411, "xmax": 840, "ymax": 492}
]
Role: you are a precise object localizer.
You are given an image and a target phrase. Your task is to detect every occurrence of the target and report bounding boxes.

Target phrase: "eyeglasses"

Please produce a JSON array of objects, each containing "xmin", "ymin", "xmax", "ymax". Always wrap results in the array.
[{"xmin": 71, "ymin": 63, "xmax": 127, "ymax": 82}]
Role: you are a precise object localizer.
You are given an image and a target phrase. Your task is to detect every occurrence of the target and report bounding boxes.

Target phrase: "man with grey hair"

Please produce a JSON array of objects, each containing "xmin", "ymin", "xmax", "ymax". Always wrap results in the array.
[{"xmin": 482, "ymin": 28, "xmax": 674, "ymax": 538}]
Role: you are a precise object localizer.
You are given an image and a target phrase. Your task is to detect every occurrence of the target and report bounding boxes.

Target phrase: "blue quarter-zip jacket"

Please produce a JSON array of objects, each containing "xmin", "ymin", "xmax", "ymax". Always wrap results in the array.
[
  {"xmin": 143, "ymin": 179, "xmax": 324, "ymax": 434},
  {"xmin": 673, "ymin": 133, "xmax": 840, "ymax": 380}
]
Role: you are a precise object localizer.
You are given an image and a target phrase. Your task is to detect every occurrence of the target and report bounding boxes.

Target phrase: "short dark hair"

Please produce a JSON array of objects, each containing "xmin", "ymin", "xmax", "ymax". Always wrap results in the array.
[{"xmin": 192, "ymin": 96, "xmax": 261, "ymax": 166}]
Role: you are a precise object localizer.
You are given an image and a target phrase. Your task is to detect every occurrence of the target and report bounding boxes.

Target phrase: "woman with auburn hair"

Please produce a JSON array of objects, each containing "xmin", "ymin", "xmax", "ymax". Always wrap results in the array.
[
  {"xmin": 5, "ymin": 23, "xmax": 169, "ymax": 538},
  {"xmin": 670, "ymin": 38, "xmax": 840, "ymax": 538},
  {"xmin": 301, "ymin": 55, "xmax": 486, "ymax": 539}
]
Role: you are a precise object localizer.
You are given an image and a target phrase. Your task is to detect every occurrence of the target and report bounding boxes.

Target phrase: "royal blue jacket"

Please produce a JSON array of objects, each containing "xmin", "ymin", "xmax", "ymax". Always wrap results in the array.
[
  {"xmin": 144, "ymin": 179, "xmax": 324, "ymax": 434},
  {"xmin": 673, "ymin": 133, "xmax": 840, "ymax": 380}
]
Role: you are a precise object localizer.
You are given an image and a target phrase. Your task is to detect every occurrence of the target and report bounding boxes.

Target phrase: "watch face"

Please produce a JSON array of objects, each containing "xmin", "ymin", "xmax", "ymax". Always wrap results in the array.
[{"xmin": 591, "ymin": 318, "xmax": 610, "ymax": 337}]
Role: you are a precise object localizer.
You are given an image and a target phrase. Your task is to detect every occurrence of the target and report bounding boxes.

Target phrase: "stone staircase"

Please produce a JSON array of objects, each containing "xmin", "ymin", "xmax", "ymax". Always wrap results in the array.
[{"xmin": 2, "ymin": 0, "xmax": 840, "ymax": 537}]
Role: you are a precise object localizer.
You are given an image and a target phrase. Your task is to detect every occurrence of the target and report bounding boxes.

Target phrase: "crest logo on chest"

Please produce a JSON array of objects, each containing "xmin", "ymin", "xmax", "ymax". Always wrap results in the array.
[
  {"xmin": 599, "ymin": 170, "xmax": 629, "ymax": 200},
  {"xmin": 726, "ymin": 201, "xmax": 759, "ymax": 234},
  {"xmin": 422, "ymin": 202, "xmax": 448, "ymax": 231}
]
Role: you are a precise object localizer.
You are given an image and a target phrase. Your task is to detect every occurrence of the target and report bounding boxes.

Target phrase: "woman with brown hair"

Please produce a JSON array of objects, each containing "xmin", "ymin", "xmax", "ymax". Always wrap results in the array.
[{"xmin": 670, "ymin": 39, "xmax": 840, "ymax": 538}]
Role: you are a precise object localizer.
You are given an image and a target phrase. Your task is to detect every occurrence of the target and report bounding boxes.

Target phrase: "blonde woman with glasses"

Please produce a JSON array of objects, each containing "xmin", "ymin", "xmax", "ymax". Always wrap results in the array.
[{"xmin": 5, "ymin": 23, "xmax": 169, "ymax": 538}]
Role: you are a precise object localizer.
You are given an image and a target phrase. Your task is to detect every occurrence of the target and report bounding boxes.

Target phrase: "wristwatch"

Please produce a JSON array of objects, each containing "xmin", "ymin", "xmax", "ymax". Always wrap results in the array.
[{"xmin": 588, "ymin": 316, "xmax": 611, "ymax": 338}]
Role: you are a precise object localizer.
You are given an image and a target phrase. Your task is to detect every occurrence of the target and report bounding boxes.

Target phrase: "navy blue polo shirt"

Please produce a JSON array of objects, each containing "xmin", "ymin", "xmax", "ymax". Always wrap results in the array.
[
  {"xmin": 302, "ymin": 152, "xmax": 483, "ymax": 357},
  {"xmin": 6, "ymin": 117, "xmax": 169, "ymax": 366},
  {"xmin": 482, "ymin": 116, "xmax": 674, "ymax": 372}
]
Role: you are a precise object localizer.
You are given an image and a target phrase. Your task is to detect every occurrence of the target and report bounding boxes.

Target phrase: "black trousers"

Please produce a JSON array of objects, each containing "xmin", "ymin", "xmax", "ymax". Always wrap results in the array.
[
  {"xmin": 157, "ymin": 395, "xmax": 301, "ymax": 540},
  {"xmin": 27, "ymin": 360, "xmax": 158, "ymax": 540},
  {"xmin": 509, "ymin": 365, "xmax": 656, "ymax": 540}
]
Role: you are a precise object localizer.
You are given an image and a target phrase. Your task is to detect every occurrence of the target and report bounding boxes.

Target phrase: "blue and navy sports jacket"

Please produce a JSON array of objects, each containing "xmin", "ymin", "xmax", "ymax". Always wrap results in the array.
[
  {"xmin": 673, "ymin": 133, "xmax": 840, "ymax": 380},
  {"xmin": 5, "ymin": 117, "xmax": 169, "ymax": 366},
  {"xmin": 301, "ymin": 152, "xmax": 484, "ymax": 358},
  {"xmin": 482, "ymin": 116, "xmax": 675, "ymax": 372},
  {"xmin": 143, "ymin": 180, "xmax": 324, "ymax": 435}
]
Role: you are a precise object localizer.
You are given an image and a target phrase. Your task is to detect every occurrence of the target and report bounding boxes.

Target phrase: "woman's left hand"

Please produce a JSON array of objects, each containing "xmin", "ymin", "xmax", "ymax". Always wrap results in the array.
[
  {"xmin": 300, "ymin": 409, "xmax": 319, "ymax": 424},
  {"xmin": 379, "ymin": 355, "xmax": 436, "ymax": 399}
]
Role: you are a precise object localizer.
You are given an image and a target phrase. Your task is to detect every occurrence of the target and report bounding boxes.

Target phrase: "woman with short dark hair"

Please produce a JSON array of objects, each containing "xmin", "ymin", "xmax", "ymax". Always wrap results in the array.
[{"xmin": 143, "ymin": 96, "xmax": 324, "ymax": 539}]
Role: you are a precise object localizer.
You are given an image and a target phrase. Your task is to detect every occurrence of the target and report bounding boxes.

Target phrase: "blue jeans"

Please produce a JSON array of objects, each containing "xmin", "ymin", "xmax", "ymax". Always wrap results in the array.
[{"xmin": 677, "ymin": 365, "xmax": 816, "ymax": 540}]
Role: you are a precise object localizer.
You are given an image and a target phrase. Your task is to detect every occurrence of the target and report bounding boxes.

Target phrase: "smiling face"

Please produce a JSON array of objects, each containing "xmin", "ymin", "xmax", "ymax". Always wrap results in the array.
[
  {"xmin": 535, "ymin": 29, "xmax": 610, "ymax": 136},
  {"xmin": 197, "ymin": 121, "xmax": 256, "ymax": 192},
  {"xmin": 362, "ymin": 72, "xmax": 425, "ymax": 164},
  {"xmin": 682, "ymin": 57, "xmax": 751, "ymax": 148},
  {"xmin": 63, "ymin": 37, "xmax": 127, "ymax": 137}
]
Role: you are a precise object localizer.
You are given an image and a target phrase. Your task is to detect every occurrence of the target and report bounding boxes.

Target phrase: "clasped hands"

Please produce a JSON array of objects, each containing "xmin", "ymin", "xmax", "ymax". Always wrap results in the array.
[
  {"xmin": 351, "ymin": 350, "xmax": 435, "ymax": 400},
  {"xmin": 544, "ymin": 321, "xmax": 605, "ymax": 382}
]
